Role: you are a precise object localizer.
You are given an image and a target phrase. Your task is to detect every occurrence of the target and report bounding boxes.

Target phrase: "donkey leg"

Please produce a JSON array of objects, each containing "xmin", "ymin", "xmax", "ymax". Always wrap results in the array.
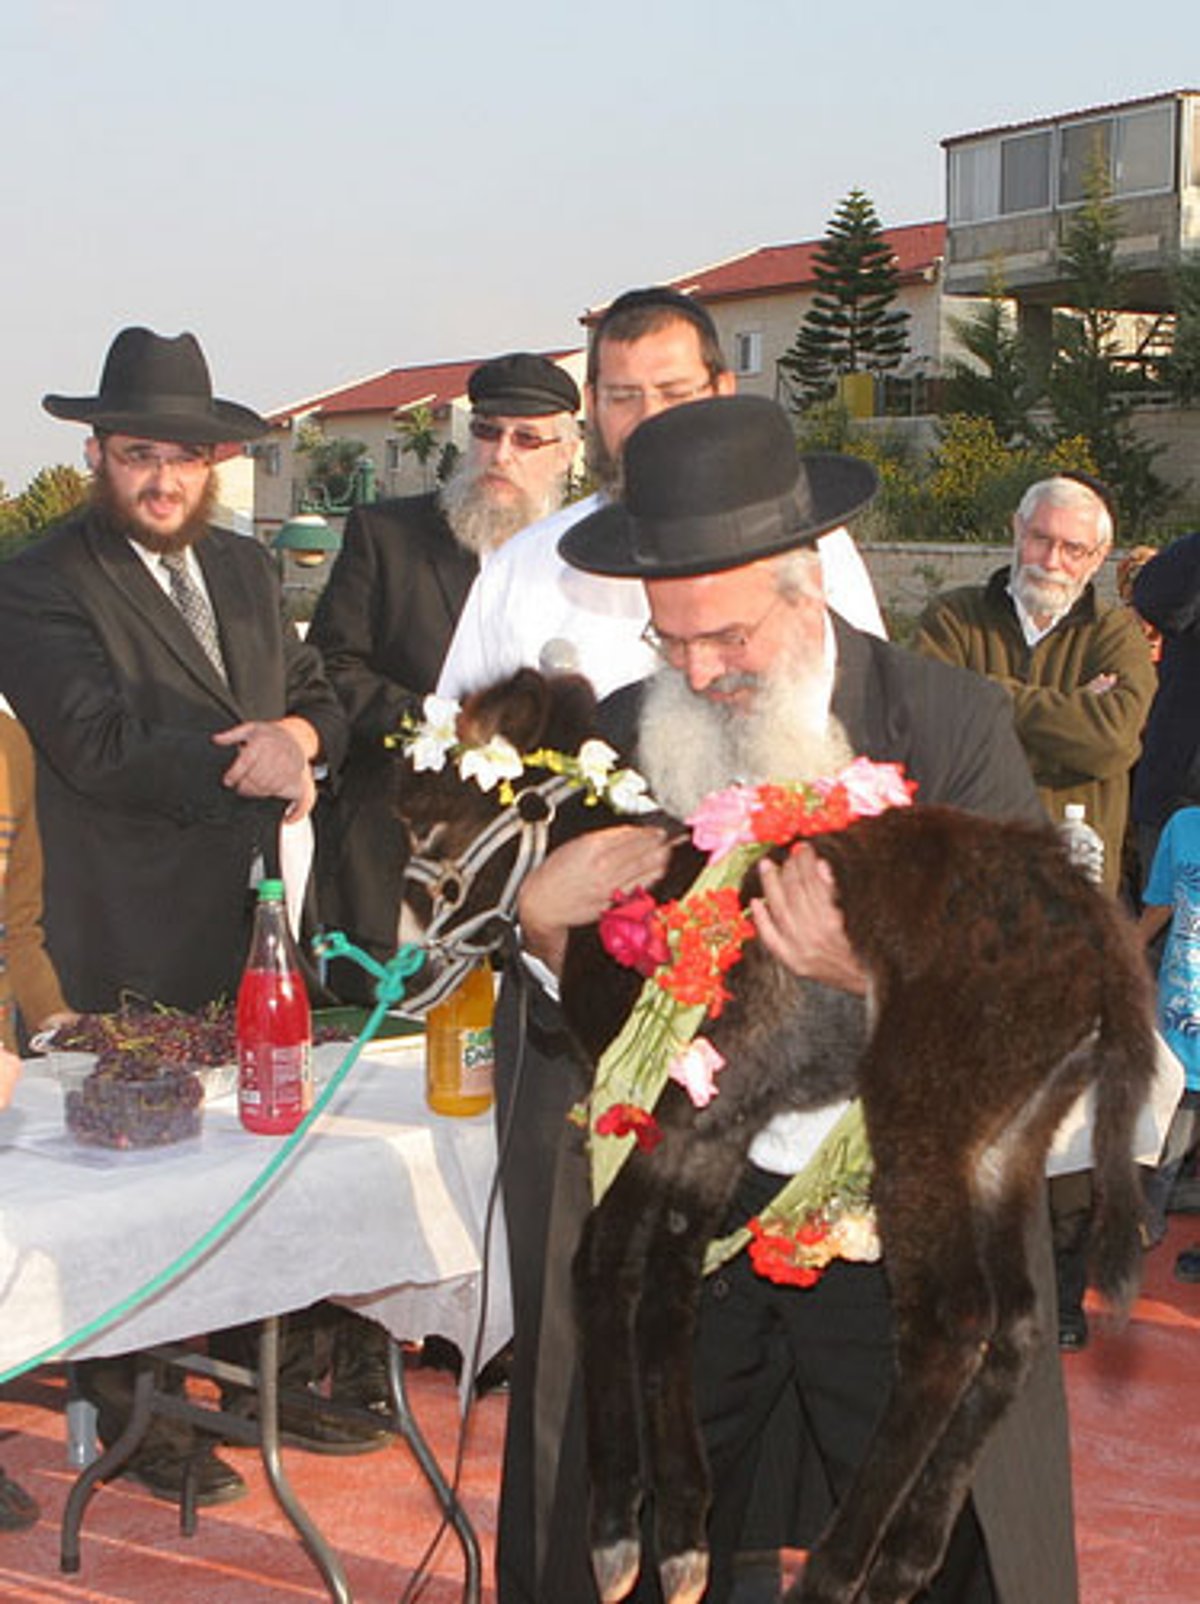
[
  {"xmin": 574, "ymin": 1169, "xmax": 662, "ymax": 1603},
  {"xmin": 636, "ymin": 1193, "xmax": 730, "ymax": 1604},
  {"xmin": 857, "ymin": 1189, "xmax": 1042, "ymax": 1604},
  {"xmin": 792, "ymin": 1162, "xmax": 995, "ymax": 1603}
]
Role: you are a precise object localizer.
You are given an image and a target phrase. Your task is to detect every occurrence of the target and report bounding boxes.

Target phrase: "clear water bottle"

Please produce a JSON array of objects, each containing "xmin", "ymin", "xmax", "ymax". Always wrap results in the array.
[
  {"xmin": 236, "ymin": 879, "xmax": 313, "ymax": 1134},
  {"xmin": 1059, "ymin": 802, "xmax": 1105, "ymax": 885}
]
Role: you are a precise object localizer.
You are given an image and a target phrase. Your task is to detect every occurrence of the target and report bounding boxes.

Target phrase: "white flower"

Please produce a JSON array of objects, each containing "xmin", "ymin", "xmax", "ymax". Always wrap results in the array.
[
  {"xmin": 407, "ymin": 694, "xmax": 461, "ymax": 772},
  {"xmin": 576, "ymin": 738, "xmax": 618, "ymax": 792},
  {"xmin": 605, "ymin": 767, "xmax": 656, "ymax": 815},
  {"xmin": 827, "ymin": 1212, "xmax": 881, "ymax": 1264},
  {"xmin": 458, "ymin": 736, "xmax": 524, "ymax": 793}
]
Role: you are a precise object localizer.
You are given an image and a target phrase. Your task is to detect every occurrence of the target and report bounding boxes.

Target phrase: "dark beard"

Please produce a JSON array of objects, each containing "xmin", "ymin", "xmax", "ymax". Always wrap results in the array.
[
  {"xmin": 91, "ymin": 461, "xmax": 218, "ymax": 554},
  {"xmin": 584, "ymin": 421, "xmax": 622, "ymax": 498}
]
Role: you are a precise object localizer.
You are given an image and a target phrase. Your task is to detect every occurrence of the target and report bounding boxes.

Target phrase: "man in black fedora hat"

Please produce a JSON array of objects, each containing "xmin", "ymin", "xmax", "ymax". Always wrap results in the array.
[
  {"xmin": 0, "ymin": 325, "xmax": 369, "ymax": 1504},
  {"xmin": 495, "ymin": 396, "xmax": 1077, "ymax": 1602}
]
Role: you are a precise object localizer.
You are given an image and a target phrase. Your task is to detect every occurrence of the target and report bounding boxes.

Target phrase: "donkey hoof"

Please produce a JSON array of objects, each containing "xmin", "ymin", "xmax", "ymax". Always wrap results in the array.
[
  {"xmin": 660, "ymin": 1548, "xmax": 709, "ymax": 1604},
  {"xmin": 592, "ymin": 1538, "xmax": 641, "ymax": 1602}
]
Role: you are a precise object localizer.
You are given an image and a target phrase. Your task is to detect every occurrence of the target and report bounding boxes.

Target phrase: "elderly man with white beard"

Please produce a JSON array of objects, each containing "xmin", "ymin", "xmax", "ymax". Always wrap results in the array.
[
  {"xmin": 491, "ymin": 396, "xmax": 1077, "ymax": 1604},
  {"xmin": 308, "ymin": 351, "xmax": 580, "ymax": 997},
  {"xmin": 913, "ymin": 474, "xmax": 1156, "ymax": 1358}
]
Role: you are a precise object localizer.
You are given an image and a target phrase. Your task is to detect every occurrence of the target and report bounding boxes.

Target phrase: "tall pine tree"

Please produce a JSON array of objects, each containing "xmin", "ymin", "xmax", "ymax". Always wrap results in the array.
[{"xmin": 779, "ymin": 189, "xmax": 910, "ymax": 411}]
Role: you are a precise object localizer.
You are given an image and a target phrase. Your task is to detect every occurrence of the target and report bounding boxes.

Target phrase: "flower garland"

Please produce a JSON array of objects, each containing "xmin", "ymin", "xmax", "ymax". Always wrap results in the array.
[
  {"xmin": 387, "ymin": 693, "xmax": 657, "ymax": 816},
  {"xmin": 589, "ymin": 757, "xmax": 915, "ymax": 1288}
]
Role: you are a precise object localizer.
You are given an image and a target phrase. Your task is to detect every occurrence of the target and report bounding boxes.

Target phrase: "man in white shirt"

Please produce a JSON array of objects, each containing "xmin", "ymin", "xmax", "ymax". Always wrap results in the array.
[{"xmin": 438, "ymin": 288, "xmax": 883, "ymax": 703}]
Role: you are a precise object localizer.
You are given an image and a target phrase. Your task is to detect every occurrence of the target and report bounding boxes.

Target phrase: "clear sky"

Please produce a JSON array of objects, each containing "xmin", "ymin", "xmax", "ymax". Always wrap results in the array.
[{"xmin": 1, "ymin": 0, "xmax": 1193, "ymax": 491}]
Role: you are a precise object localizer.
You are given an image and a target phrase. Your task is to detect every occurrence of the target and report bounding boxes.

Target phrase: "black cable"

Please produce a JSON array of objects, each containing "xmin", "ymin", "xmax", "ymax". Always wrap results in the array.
[{"xmin": 397, "ymin": 921, "xmax": 533, "ymax": 1603}]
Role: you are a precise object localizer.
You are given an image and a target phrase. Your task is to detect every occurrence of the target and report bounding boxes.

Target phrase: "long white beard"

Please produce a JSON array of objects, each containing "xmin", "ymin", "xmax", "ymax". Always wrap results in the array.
[
  {"xmin": 637, "ymin": 662, "xmax": 854, "ymax": 818},
  {"xmin": 439, "ymin": 457, "xmax": 563, "ymax": 557}
]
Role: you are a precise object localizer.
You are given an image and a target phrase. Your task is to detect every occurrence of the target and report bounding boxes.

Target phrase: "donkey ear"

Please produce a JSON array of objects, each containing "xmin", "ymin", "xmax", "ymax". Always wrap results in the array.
[
  {"xmin": 459, "ymin": 669, "xmax": 554, "ymax": 751},
  {"xmin": 541, "ymin": 673, "xmax": 599, "ymax": 753}
]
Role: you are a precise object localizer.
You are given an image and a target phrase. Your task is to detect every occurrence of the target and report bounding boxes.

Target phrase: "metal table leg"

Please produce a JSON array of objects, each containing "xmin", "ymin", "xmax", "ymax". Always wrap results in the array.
[{"xmin": 385, "ymin": 1337, "xmax": 481, "ymax": 1604}]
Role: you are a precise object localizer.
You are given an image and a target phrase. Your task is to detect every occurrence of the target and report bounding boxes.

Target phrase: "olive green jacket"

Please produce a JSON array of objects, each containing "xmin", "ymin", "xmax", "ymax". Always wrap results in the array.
[{"xmin": 915, "ymin": 567, "xmax": 1157, "ymax": 894}]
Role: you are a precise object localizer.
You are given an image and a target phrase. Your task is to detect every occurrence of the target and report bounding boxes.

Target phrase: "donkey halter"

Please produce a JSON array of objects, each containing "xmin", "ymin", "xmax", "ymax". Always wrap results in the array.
[{"xmin": 400, "ymin": 771, "xmax": 582, "ymax": 1015}]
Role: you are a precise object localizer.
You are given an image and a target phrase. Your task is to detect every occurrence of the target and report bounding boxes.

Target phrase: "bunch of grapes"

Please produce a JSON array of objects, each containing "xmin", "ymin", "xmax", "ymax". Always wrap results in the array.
[
  {"xmin": 53, "ymin": 1001, "xmax": 240, "ymax": 1066},
  {"xmin": 66, "ymin": 1048, "xmax": 205, "ymax": 1149}
]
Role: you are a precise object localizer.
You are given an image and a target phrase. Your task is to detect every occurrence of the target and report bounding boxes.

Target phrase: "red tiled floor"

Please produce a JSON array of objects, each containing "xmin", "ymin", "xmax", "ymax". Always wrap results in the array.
[{"xmin": 0, "ymin": 1214, "xmax": 1196, "ymax": 1602}]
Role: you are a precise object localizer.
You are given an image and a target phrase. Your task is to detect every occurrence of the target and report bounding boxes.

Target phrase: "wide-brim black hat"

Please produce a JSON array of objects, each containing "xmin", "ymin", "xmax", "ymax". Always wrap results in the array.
[
  {"xmin": 559, "ymin": 394, "xmax": 877, "ymax": 579},
  {"xmin": 43, "ymin": 326, "xmax": 269, "ymax": 445}
]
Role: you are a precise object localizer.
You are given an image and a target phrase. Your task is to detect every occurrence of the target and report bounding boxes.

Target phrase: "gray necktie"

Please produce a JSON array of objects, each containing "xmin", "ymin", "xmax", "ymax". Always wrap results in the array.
[{"xmin": 160, "ymin": 551, "xmax": 227, "ymax": 681}]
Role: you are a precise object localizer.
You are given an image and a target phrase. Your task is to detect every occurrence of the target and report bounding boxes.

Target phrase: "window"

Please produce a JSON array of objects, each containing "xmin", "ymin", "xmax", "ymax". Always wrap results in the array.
[
  {"xmin": 948, "ymin": 141, "xmax": 1000, "ymax": 223},
  {"xmin": 385, "ymin": 437, "xmax": 403, "ymax": 472},
  {"xmin": 733, "ymin": 331, "xmax": 762, "ymax": 377},
  {"xmin": 1001, "ymin": 130, "xmax": 1051, "ymax": 214},
  {"xmin": 1060, "ymin": 118, "xmax": 1113, "ymax": 204},
  {"xmin": 1114, "ymin": 103, "xmax": 1174, "ymax": 195}
]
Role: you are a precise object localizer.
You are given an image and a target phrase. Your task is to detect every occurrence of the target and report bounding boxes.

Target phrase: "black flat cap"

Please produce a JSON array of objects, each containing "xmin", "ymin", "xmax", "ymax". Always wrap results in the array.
[
  {"xmin": 468, "ymin": 353, "xmax": 580, "ymax": 417},
  {"xmin": 559, "ymin": 394, "xmax": 877, "ymax": 579}
]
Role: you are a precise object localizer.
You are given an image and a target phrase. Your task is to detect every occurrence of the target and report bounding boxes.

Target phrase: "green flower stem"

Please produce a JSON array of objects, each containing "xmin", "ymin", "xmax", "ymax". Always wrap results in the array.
[{"xmin": 703, "ymin": 1101, "xmax": 873, "ymax": 1275}]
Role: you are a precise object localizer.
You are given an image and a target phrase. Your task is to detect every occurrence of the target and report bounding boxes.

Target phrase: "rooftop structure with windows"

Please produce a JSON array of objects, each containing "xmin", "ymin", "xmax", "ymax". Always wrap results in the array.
[{"xmin": 943, "ymin": 90, "xmax": 1200, "ymax": 310}]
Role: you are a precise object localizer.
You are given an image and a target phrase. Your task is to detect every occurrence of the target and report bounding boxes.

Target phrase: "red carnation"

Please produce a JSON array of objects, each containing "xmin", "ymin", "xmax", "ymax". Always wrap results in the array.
[{"xmin": 600, "ymin": 888, "xmax": 670, "ymax": 976}]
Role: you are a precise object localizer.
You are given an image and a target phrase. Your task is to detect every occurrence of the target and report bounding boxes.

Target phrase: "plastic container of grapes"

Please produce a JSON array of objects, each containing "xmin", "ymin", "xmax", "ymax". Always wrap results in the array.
[{"xmin": 60, "ymin": 1061, "xmax": 205, "ymax": 1150}]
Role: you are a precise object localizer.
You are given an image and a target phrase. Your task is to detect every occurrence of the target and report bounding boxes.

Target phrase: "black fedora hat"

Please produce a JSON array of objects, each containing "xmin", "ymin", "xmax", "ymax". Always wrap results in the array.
[
  {"xmin": 559, "ymin": 395, "xmax": 877, "ymax": 579},
  {"xmin": 43, "ymin": 326, "xmax": 268, "ymax": 445}
]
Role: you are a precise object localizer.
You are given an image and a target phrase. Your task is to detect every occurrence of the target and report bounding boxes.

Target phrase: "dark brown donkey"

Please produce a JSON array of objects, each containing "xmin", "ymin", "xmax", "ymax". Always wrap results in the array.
[{"xmin": 393, "ymin": 669, "xmax": 1155, "ymax": 1604}]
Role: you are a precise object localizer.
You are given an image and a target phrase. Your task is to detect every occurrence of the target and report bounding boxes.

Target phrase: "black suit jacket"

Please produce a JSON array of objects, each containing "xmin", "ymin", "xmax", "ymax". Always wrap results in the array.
[
  {"xmin": 0, "ymin": 509, "xmax": 346, "ymax": 1013},
  {"xmin": 307, "ymin": 493, "xmax": 478, "ymax": 953}
]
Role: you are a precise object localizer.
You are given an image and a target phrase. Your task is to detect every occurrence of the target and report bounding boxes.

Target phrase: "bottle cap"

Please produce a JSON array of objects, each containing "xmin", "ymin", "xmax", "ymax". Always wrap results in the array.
[
  {"xmin": 1063, "ymin": 803, "xmax": 1085, "ymax": 823},
  {"xmin": 257, "ymin": 878, "xmax": 285, "ymax": 901}
]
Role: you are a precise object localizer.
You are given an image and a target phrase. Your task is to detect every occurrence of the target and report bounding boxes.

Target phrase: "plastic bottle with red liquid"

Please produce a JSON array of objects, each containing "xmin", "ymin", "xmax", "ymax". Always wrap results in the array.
[{"xmin": 236, "ymin": 878, "xmax": 313, "ymax": 1134}]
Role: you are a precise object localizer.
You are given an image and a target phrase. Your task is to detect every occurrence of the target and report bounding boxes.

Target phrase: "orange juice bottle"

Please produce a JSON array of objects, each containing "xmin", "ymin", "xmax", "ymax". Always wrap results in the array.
[{"xmin": 424, "ymin": 963, "xmax": 495, "ymax": 1116}]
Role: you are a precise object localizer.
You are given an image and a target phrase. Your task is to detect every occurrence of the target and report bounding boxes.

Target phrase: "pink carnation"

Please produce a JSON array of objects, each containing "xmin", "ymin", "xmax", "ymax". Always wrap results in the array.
[
  {"xmin": 667, "ymin": 1037, "xmax": 726, "ymax": 1108},
  {"xmin": 818, "ymin": 758, "xmax": 916, "ymax": 817},
  {"xmin": 688, "ymin": 785, "xmax": 760, "ymax": 861}
]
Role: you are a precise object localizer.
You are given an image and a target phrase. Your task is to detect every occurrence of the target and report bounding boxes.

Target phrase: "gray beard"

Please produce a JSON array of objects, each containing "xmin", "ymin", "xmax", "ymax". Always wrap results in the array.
[
  {"xmin": 438, "ymin": 456, "xmax": 564, "ymax": 557},
  {"xmin": 637, "ymin": 662, "xmax": 855, "ymax": 818}
]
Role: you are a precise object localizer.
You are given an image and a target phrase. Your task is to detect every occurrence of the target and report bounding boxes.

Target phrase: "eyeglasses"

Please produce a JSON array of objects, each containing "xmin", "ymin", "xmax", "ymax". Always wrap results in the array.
[
  {"xmin": 641, "ymin": 597, "xmax": 785, "ymax": 667},
  {"xmin": 105, "ymin": 443, "xmax": 214, "ymax": 475},
  {"xmin": 595, "ymin": 378, "xmax": 714, "ymax": 412},
  {"xmin": 1020, "ymin": 529, "xmax": 1103, "ymax": 565},
  {"xmin": 468, "ymin": 417, "xmax": 567, "ymax": 453}
]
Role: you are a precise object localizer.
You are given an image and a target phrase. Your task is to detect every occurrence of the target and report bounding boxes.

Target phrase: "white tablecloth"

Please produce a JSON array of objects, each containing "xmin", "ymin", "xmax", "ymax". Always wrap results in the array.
[{"xmin": 0, "ymin": 1041, "xmax": 511, "ymax": 1376}]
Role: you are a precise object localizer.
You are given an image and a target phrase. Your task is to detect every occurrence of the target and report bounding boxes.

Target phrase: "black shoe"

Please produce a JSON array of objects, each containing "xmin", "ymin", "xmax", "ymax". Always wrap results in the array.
[
  {"xmin": 1174, "ymin": 1245, "xmax": 1200, "ymax": 1282},
  {"xmin": 475, "ymin": 1343, "xmax": 513, "ymax": 1397},
  {"xmin": 0, "ymin": 1468, "xmax": 40, "ymax": 1531},
  {"xmin": 1058, "ymin": 1307, "xmax": 1089, "ymax": 1351},
  {"xmin": 222, "ymin": 1388, "xmax": 391, "ymax": 1455},
  {"xmin": 119, "ymin": 1445, "xmax": 246, "ymax": 1507}
]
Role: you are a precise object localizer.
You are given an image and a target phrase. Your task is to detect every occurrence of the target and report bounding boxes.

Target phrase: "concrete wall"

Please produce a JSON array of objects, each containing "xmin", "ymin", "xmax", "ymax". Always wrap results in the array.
[{"xmin": 860, "ymin": 540, "xmax": 1124, "ymax": 638}]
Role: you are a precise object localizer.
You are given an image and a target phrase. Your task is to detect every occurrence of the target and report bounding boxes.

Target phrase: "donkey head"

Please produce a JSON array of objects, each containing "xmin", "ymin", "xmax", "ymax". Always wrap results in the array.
[{"xmin": 392, "ymin": 669, "xmax": 601, "ymax": 1012}]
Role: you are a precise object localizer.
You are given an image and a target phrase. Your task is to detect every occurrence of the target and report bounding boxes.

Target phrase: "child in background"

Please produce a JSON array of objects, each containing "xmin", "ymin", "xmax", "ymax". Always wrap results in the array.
[{"xmin": 1139, "ymin": 804, "xmax": 1200, "ymax": 1280}]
